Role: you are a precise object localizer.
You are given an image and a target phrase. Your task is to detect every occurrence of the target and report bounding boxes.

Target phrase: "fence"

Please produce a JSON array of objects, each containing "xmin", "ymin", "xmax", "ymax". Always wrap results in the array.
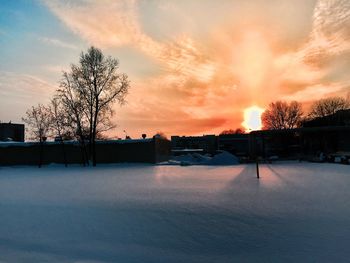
[{"xmin": 0, "ymin": 137, "xmax": 170, "ymax": 166}]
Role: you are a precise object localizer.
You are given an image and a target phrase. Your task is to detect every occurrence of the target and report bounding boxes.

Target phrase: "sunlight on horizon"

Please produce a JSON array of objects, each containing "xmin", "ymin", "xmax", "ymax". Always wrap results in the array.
[{"xmin": 242, "ymin": 106, "xmax": 264, "ymax": 132}]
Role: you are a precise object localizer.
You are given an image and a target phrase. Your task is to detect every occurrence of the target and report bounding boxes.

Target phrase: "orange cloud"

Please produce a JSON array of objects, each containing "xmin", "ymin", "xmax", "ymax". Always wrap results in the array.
[{"xmin": 43, "ymin": 0, "xmax": 350, "ymax": 137}]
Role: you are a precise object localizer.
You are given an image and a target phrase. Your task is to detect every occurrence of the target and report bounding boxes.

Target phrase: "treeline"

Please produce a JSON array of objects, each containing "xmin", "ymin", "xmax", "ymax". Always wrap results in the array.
[
  {"xmin": 220, "ymin": 96, "xmax": 350, "ymax": 134},
  {"xmin": 22, "ymin": 47, "xmax": 130, "ymax": 167},
  {"xmin": 262, "ymin": 96, "xmax": 350, "ymax": 130}
]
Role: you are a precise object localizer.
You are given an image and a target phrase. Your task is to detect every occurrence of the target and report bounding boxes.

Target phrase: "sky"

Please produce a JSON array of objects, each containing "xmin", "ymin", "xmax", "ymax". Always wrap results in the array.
[{"xmin": 1, "ymin": 0, "xmax": 350, "ymax": 138}]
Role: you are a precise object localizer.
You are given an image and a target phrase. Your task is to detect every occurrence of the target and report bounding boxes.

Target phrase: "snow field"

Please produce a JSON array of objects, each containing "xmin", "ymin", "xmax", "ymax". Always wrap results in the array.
[{"xmin": 0, "ymin": 162, "xmax": 349, "ymax": 262}]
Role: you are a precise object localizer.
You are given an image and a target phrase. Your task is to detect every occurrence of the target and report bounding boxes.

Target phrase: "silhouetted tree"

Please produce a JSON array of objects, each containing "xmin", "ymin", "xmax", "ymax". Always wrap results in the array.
[
  {"xmin": 49, "ymin": 97, "xmax": 73, "ymax": 139},
  {"xmin": 220, "ymin": 128, "xmax": 245, "ymax": 135},
  {"xmin": 154, "ymin": 132, "xmax": 167, "ymax": 140},
  {"xmin": 22, "ymin": 104, "xmax": 51, "ymax": 142},
  {"xmin": 262, "ymin": 101, "xmax": 303, "ymax": 130},
  {"xmin": 59, "ymin": 46, "xmax": 130, "ymax": 166},
  {"xmin": 57, "ymin": 71, "xmax": 89, "ymax": 165},
  {"xmin": 49, "ymin": 97, "xmax": 69, "ymax": 166},
  {"xmin": 22, "ymin": 104, "xmax": 51, "ymax": 167},
  {"xmin": 308, "ymin": 97, "xmax": 349, "ymax": 119}
]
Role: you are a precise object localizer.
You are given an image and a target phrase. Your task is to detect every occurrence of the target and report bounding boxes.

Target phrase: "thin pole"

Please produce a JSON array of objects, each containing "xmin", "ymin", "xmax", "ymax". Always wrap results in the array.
[{"xmin": 256, "ymin": 157, "xmax": 260, "ymax": 179}]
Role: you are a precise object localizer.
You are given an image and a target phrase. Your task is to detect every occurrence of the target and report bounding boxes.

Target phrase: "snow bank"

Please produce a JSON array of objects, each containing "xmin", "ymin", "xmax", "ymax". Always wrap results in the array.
[
  {"xmin": 167, "ymin": 151, "xmax": 239, "ymax": 165},
  {"xmin": 206, "ymin": 151, "xmax": 239, "ymax": 165}
]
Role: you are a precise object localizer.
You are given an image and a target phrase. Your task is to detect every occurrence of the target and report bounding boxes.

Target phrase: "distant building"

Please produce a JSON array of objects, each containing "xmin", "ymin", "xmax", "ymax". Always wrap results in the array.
[
  {"xmin": 303, "ymin": 109, "xmax": 350, "ymax": 127},
  {"xmin": 171, "ymin": 135, "xmax": 218, "ymax": 154},
  {"xmin": 250, "ymin": 126, "xmax": 350, "ymax": 160},
  {"xmin": 244, "ymin": 109, "xmax": 350, "ymax": 159},
  {"xmin": 218, "ymin": 134, "xmax": 249, "ymax": 156},
  {"xmin": 0, "ymin": 123, "xmax": 25, "ymax": 142},
  {"xmin": 171, "ymin": 110, "xmax": 350, "ymax": 160},
  {"xmin": 171, "ymin": 134, "xmax": 250, "ymax": 156}
]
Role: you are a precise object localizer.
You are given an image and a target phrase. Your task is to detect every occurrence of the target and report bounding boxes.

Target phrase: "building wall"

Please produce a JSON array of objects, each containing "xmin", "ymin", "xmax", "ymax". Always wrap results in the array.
[
  {"xmin": 171, "ymin": 135, "xmax": 218, "ymax": 154},
  {"xmin": 303, "ymin": 109, "xmax": 350, "ymax": 127},
  {"xmin": 154, "ymin": 137, "xmax": 172, "ymax": 163},
  {"xmin": 0, "ymin": 138, "xmax": 170, "ymax": 166},
  {"xmin": 0, "ymin": 123, "xmax": 25, "ymax": 142},
  {"xmin": 249, "ymin": 127, "xmax": 350, "ymax": 159},
  {"xmin": 218, "ymin": 134, "xmax": 249, "ymax": 156}
]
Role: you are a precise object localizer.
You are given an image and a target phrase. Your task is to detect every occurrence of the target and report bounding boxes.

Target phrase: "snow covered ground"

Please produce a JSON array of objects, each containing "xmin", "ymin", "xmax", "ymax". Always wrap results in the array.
[
  {"xmin": 0, "ymin": 162, "xmax": 349, "ymax": 262},
  {"xmin": 166, "ymin": 151, "xmax": 239, "ymax": 165}
]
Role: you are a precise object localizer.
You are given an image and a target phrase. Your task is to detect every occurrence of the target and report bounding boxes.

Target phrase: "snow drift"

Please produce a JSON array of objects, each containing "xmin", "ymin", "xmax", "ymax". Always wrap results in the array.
[{"xmin": 167, "ymin": 151, "xmax": 239, "ymax": 165}]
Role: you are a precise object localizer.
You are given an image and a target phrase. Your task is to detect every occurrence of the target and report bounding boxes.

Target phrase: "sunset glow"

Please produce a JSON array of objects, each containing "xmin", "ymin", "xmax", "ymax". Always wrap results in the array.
[
  {"xmin": 242, "ymin": 106, "xmax": 264, "ymax": 132},
  {"xmin": 1, "ymin": 2, "xmax": 350, "ymax": 262},
  {"xmin": 1, "ymin": 0, "xmax": 350, "ymax": 137}
]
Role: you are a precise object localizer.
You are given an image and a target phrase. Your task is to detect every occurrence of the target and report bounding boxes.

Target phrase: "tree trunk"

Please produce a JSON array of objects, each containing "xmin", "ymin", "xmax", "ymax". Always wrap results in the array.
[
  {"xmin": 88, "ymin": 103, "xmax": 93, "ymax": 162},
  {"xmin": 92, "ymin": 97, "xmax": 99, "ymax": 167},
  {"xmin": 88, "ymin": 136, "xmax": 92, "ymax": 162},
  {"xmin": 80, "ymin": 142, "xmax": 86, "ymax": 166},
  {"xmin": 78, "ymin": 135, "xmax": 89, "ymax": 167},
  {"xmin": 92, "ymin": 137, "xmax": 96, "ymax": 166},
  {"xmin": 76, "ymin": 120, "xmax": 89, "ymax": 166},
  {"xmin": 39, "ymin": 138, "xmax": 43, "ymax": 168},
  {"xmin": 61, "ymin": 140, "xmax": 68, "ymax": 167}
]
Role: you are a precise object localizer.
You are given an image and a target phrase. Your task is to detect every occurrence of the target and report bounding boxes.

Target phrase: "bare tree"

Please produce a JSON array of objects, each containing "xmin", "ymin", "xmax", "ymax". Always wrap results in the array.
[
  {"xmin": 22, "ymin": 104, "xmax": 51, "ymax": 141},
  {"xmin": 262, "ymin": 101, "xmax": 303, "ymax": 130},
  {"xmin": 154, "ymin": 132, "xmax": 167, "ymax": 140},
  {"xmin": 57, "ymin": 71, "xmax": 89, "ymax": 166},
  {"xmin": 49, "ymin": 97, "xmax": 71, "ymax": 140},
  {"xmin": 309, "ymin": 97, "xmax": 349, "ymax": 119},
  {"xmin": 22, "ymin": 104, "xmax": 51, "ymax": 167},
  {"xmin": 220, "ymin": 128, "xmax": 245, "ymax": 135},
  {"xmin": 59, "ymin": 46, "xmax": 130, "ymax": 166},
  {"xmin": 49, "ymin": 97, "xmax": 70, "ymax": 166}
]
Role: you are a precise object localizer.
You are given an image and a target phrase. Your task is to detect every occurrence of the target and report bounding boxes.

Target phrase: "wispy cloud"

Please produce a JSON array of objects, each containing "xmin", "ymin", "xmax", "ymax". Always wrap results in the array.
[
  {"xmin": 43, "ymin": 0, "xmax": 215, "ymax": 82},
  {"xmin": 0, "ymin": 71, "xmax": 56, "ymax": 122},
  {"xmin": 276, "ymin": 0, "xmax": 350, "ymax": 102},
  {"xmin": 43, "ymin": 64, "xmax": 69, "ymax": 74},
  {"xmin": 38, "ymin": 36, "xmax": 78, "ymax": 49},
  {"xmin": 43, "ymin": 0, "xmax": 141, "ymax": 47},
  {"xmin": 41, "ymin": 0, "xmax": 350, "ymax": 135}
]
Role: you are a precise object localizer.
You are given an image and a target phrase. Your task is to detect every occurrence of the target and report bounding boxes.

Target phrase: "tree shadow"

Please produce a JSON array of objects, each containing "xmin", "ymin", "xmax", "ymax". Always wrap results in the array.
[
  {"xmin": 222, "ymin": 164, "xmax": 261, "ymax": 195},
  {"xmin": 264, "ymin": 163, "xmax": 298, "ymax": 187}
]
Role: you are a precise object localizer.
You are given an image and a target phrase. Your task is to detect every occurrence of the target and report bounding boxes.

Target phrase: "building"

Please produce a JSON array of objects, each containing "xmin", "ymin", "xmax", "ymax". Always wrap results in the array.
[
  {"xmin": 303, "ymin": 109, "xmax": 350, "ymax": 127},
  {"xmin": 171, "ymin": 135, "xmax": 218, "ymax": 154},
  {"xmin": 0, "ymin": 123, "xmax": 25, "ymax": 142},
  {"xmin": 218, "ymin": 134, "xmax": 249, "ymax": 156},
  {"xmin": 171, "ymin": 134, "xmax": 250, "ymax": 156},
  {"xmin": 247, "ymin": 109, "xmax": 350, "ymax": 159},
  {"xmin": 249, "ymin": 126, "xmax": 350, "ymax": 160}
]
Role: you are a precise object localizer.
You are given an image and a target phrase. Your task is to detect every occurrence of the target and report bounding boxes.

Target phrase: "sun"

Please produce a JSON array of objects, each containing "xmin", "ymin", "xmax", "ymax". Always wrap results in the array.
[{"xmin": 242, "ymin": 106, "xmax": 264, "ymax": 132}]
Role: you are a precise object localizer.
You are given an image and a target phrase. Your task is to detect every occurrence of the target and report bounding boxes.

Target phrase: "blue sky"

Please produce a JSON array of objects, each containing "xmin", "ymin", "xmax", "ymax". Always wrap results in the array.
[{"xmin": 1, "ymin": 0, "xmax": 81, "ymax": 78}]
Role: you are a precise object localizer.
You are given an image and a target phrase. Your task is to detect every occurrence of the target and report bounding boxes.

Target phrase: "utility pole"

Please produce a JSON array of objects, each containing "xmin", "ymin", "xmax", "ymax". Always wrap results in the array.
[
  {"xmin": 250, "ymin": 131, "xmax": 260, "ymax": 179},
  {"xmin": 255, "ymin": 132, "xmax": 260, "ymax": 179}
]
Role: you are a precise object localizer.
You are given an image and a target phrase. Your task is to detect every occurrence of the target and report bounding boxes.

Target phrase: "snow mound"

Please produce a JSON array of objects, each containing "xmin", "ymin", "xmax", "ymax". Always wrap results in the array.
[
  {"xmin": 168, "ymin": 151, "xmax": 239, "ymax": 165},
  {"xmin": 206, "ymin": 151, "xmax": 239, "ymax": 165},
  {"xmin": 173, "ymin": 154, "xmax": 197, "ymax": 163}
]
